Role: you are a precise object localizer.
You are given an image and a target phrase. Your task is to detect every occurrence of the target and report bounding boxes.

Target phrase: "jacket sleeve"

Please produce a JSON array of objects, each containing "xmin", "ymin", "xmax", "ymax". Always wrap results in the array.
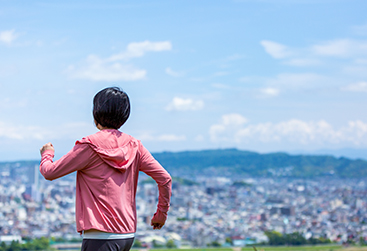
[
  {"xmin": 40, "ymin": 144, "xmax": 93, "ymax": 181},
  {"xmin": 138, "ymin": 142, "xmax": 172, "ymax": 214}
]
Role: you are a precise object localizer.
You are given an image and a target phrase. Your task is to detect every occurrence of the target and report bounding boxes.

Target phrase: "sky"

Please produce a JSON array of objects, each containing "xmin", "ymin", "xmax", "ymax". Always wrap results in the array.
[{"xmin": 1, "ymin": 0, "xmax": 367, "ymax": 161}]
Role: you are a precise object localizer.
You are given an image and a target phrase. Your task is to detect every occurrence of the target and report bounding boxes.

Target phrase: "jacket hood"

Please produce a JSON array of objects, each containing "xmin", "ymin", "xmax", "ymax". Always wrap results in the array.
[{"xmin": 76, "ymin": 129, "xmax": 139, "ymax": 172}]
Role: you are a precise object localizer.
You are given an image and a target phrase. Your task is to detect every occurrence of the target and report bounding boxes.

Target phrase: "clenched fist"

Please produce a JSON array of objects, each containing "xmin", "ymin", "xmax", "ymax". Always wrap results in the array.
[{"xmin": 40, "ymin": 142, "xmax": 55, "ymax": 155}]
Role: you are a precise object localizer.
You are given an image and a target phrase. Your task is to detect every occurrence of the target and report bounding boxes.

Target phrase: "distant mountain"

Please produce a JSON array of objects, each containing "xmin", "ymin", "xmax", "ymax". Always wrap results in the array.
[
  {"xmin": 290, "ymin": 148, "xmax": 367, "ymax": 160},
  {"xmin": 1, "ymin": 149, "xmax": 367, "ymax": 178},
  {"xmin": 152, "ymin": 148, "xmax": 367, "ymax": 178}
]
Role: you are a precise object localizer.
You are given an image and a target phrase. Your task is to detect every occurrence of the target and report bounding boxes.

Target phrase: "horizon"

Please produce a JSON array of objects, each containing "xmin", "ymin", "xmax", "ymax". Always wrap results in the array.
[
  {"xmin": 1, "ymin": 147, "xmax": 366, "ymax": 163},
  {"xmin": 1, "ymin": 0, "xmax": 367, "ymax": 161}
]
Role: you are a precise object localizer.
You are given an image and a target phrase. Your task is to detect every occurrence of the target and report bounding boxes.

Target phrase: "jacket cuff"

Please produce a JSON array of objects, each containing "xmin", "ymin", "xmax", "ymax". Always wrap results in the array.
[
  {"xmin": 157, "ymin": 205, "xmax": 170, "ymax": 213},
  {"xmin": 41, "ymin": 149, "xmax": 55, "ymax": 158}
]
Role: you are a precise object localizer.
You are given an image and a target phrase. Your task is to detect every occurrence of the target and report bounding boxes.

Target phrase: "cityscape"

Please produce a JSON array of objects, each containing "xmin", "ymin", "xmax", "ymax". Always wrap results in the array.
[
  {"xmin": 1, "ymin": 1, "xmax": 367, "ymax": 251},
  {"xmin": 0, "ymin": 160, "xmax": 367, "ymax": 249}
]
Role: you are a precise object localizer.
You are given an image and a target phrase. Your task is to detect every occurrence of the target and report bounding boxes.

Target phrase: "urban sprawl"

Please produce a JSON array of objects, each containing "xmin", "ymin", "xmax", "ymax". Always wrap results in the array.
[{"xmin": 0, "ymin": 162, "xmax": 367, "ymax": 248}]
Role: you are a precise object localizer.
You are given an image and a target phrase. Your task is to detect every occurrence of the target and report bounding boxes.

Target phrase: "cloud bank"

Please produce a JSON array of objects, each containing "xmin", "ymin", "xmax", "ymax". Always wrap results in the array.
[
  {"xmin": 0, "ymin": 121, "xmax": 95, "ymax": 141},
  {"xmin": 260, "ymin": 38, "xmax": 367, "ymax": 62},
  {"xmin": 260, "ymin": 40, "xmax": 293, "ymax": 59},
  {"xmin": 341, "ymin": 81, "xmax": 367, "ymax": 93},
  {"xmin": 166, "ymin": 97, "xmax": 204, "ymax": 111},
  {"xmin": 0, "ymin": 30, "xmax": 18, "ymax": 44},
  {"xmin": 210, "ymin": 114, "xmax": 367, "ymax": 148},
  {"xmin": 138, "ymin": 133, "xmax": 186, "ymax": 142},
  {"xmin": 258, "ymin": 38, "xmax": 367, "ymax": 97},
  {"xmin": 68, "ymin": 41, "xmax": 172, "ymax": 81}
]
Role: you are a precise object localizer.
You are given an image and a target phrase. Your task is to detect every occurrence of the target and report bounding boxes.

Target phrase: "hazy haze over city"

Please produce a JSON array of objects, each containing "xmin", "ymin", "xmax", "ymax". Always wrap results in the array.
[{"xmin": 1, "ymin": 0, "xmax": 367, "ymax": 161}]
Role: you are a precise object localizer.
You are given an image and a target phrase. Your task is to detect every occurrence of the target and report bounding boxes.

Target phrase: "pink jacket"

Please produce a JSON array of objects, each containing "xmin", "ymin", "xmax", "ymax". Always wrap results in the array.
[{"xmin": 40, "ymin": 129, "xmax": 172, "ymax": 234}]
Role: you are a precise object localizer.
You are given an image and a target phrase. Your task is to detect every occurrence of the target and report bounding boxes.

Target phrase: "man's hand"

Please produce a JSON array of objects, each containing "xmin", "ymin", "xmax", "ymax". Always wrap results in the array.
[
  {"xmin": 150, "ymin": 210, "xmax": 167, "ymax": 230},
  {"xmin": 40, "ymin": 143, "xmax": 55, "ymax": 155}
]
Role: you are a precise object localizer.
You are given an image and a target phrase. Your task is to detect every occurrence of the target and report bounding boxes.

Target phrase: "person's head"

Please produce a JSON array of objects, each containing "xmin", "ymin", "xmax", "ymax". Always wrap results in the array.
[{"xmin": 93, "ymin": 87, "xmax": 130, "ymax": 129}]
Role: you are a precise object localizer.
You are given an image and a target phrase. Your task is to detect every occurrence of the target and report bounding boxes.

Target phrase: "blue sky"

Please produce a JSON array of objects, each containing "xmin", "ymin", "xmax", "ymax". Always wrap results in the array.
[{"xmin": 1, "ymin": 0, "xmax": 367, "ymax": 161}]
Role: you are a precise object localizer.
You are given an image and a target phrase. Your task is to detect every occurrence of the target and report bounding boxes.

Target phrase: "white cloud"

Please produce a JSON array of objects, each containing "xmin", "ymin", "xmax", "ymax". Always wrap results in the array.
[
  {"xmin": 209, "ymin": 114, "xmax": 248, "ymax": 142},
  {"xmin": 68, "ymin": 55, "xmax": 146, "ymax": 81},
  {"xmin": 138, "ymin": 133, "xmax": 186, "ymax": 142},
  {"xmin": 235, "ymin": 0, "xmax": 337, "ymax": 3},
  {"xmin": 213, "ymin": 71, "xmax": 229, "ymax": 76},
  {"xmin": 284, "ymin": 58, "xmax": 322, "ymax": 67},
  {"xmin": 166, "ymin": 97, "xmax": 204, "ymax": 111},
  {"xmin": 260, "ymin": 40, "xmax": 292, "ymax": 59},
  {"xmin": 212, "ymin": 83, "xmax": 231, "ymax": 89},
  {"xmin": 355, "ymin": 59, "xmax": 367, "ymax": 64},
  {"xmin": 0, "ymin": 30, "xmax": 18, "ymax": 44},
  {"xmin": 267, "ymin": 73, "xmax": 326, "ymax": 89},
  {"xmin": 260, "ymin": 39, "xmax": 367, "ymax": 71},
  {"xmin": 236, "ymin": 120, "xmax": 336, "ymax": 144},
  {"xmin": 195, "ymin": 134, "xmax": 204, "ymax": 142},
  {"xmin": 312, "ymin": 39, "xmax": 367, "ymax": 57},
  {"xmin": 107, "ymin": 41, "xmax": 171, "ymax": 62},
  {"xmin": 221, "ymin": 113, "xmax": 248, "ymax": 126},
  {"xmin": 343, "ymin": 65, "xmax": 367, "ymax": 77},
  {"xmin": 239, "ymin": 73, "xmax": 329, "ymax": 98},
  {"xmin": 0, "ymin": 98, "xmax": 28, "ymax": 109},
  {"xmin": 209, "ymin": 116, "xmax": 367, "ymax": 147},
  {"xmin": 259, "ymin": 87, "xmax": 280, "ymax": 97},
  {"xmin": 0, "ymin": 122, "xmax": 41, "ymax": 140},
  {"xmin": 341, "ymin": 81, "xmax": 367, "ymax": 93},
  {"xmin": 165, "ymin": 67, "xmax": 184, "ymax": 77},
  {"xmin": 225, "ymin": 54, "xmax": 244, "ymax": 61},
  {"xmin": 352, "ymin": 23, "xmax": 367, "ymax": 36},
  {"xmin": 68, "ymin": 41, "xmax": 172, "ymax": 82},
  {"xmin": 0, "ymin": 121, "xmax": 94, "ymax": 141},
  {"xmin": 156, "ymin": 134, "xmax": 187, "ymax": 141}
]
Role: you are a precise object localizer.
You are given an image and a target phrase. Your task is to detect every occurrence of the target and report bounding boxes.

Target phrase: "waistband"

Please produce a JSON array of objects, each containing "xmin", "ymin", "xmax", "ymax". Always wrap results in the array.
[{"xmin": 82, "ymin": 231, "xmax": 135, "ymax": 240}]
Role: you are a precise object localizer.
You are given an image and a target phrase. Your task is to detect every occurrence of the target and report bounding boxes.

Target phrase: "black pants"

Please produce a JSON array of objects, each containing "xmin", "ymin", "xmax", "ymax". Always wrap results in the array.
[{"xmin": 81, "ymin": 238, "xmax": 134, "ymax": 251}]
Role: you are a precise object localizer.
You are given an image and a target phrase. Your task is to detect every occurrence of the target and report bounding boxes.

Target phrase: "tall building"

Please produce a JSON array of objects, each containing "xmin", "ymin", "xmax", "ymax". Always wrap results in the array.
[{"xmin": 31, "ymin": 165, "xmax": 41, "ymax": 203}]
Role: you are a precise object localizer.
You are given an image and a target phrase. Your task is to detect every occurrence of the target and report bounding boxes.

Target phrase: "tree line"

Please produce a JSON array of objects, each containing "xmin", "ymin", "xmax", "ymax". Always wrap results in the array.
[
  {"xmin": 0, "ymin": 237, "xmax": 52, "ymax": 251},
  {"xmin": 264, "ymin": 231, "xmax": 332, "ymax": 246}
]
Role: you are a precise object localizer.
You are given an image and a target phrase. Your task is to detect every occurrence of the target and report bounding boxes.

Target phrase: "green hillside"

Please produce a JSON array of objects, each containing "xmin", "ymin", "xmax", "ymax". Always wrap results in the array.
[
  {"xmin": 152, "ymin": 148, "xmax": 367, "ymax": 178},
  {"xmin": 1, "ymin": 149, "xmax": 367, "ymax": 178}
]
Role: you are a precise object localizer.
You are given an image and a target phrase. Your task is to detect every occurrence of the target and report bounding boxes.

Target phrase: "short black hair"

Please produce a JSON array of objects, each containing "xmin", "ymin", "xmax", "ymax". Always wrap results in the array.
[{"xmin": 93, "ymin": 87, "xmax": 130, "ymax": 129}]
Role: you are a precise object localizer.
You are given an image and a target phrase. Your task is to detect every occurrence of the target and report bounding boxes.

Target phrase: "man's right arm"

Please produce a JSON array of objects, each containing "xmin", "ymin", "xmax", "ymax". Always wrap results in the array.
[{"xmin": 138, "ymin": 142, "xmax": 172, "ymax": 229}]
